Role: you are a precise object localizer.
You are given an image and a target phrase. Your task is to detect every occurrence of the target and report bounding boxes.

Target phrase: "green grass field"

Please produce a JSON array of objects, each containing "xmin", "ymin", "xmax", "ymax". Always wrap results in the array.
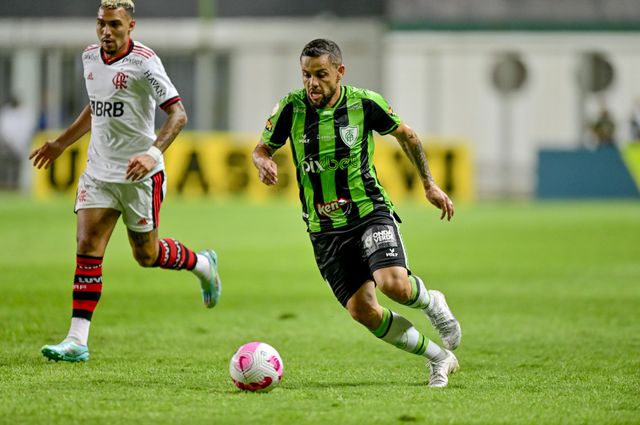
[{"xmin": 0, "ymin": 195, "xmax": 638, "ymax": 425}]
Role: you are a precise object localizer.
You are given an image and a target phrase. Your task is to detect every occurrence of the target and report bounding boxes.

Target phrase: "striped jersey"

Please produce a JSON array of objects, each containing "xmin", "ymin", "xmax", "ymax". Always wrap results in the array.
[
  {"xmin": 262, "ymin": 85, "xmax": 401, "ymax": 233},
  {"xmin": 81, "ymin": 39, "xmax": 181, "ymax": 183}
]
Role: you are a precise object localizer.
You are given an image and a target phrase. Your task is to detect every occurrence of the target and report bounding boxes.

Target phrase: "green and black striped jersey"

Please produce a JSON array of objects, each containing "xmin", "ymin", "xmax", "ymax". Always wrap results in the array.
[{"xmin": 262, "ymin": 85, "xmax": 401, "ymax": 233}]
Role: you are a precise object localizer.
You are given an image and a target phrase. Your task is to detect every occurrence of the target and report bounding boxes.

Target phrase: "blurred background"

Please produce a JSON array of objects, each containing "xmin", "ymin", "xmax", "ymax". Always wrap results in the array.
[{"xmin": 0, "ymin": 0, "xmax": 639, "ymax": 201}]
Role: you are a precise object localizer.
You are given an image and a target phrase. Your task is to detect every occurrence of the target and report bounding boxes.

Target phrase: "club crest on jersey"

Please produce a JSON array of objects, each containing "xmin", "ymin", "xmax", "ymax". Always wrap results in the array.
[
  {"xmin": 339, "ymin": 126, "xmax": 359, "ymax": 148},
  {"xmin": 112, "ymin": 72, "xmax": 128, "ymax": 90}
]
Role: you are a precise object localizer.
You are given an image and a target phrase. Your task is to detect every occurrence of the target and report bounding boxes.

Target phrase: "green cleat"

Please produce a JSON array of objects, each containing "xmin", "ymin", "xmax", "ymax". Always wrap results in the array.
[
  {"xmin": 199, "ymin": 249, "xmax": 221, "ymax": 308},
  {"xmin": 41, "ymin": 340, "xmax": 89, "ymax": 362}
]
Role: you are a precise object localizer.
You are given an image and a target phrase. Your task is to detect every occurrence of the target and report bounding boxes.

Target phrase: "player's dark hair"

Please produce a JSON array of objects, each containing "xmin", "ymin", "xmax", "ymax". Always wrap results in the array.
[{"xmin": 300, "ymin": 39, "xmax": 343, "ymax": 67}]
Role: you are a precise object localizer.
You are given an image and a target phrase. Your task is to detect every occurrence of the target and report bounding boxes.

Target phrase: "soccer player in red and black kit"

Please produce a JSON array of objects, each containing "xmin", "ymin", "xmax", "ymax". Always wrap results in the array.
[
  {"xmin": 253, "ymin": 39, "xmax": 461, "ymax": 387},
  {"xmin": 29, "ymin": 0, "xmax": 221, "ymax": 362}
]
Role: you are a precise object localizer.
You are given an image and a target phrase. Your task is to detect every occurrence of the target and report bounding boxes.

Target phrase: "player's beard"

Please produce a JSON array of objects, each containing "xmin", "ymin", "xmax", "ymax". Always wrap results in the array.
[{"xmin": 307, "ymin": 86, "xmax": 337, "ymax": 109}]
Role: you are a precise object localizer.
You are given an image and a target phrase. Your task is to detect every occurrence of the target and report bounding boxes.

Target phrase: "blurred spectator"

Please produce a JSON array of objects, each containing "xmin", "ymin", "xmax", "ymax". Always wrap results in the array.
[
  {"xmin": 630, "ymin": 98, "xmax": 640, "ymax": 141},
  {"xmin": 0, "ymin": 95, "xmax": 36, "ymax": 190},
  {"xmin": 590, "ymin": 104, "xmax": 616, "ymax": 148}
]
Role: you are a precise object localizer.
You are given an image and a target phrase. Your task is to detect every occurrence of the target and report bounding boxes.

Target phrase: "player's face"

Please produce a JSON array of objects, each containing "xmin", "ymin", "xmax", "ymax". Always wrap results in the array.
[
  {"xmin": 96, "ymin": 7, "xmax": 135, "ymax": 57},
  {"xmin": 301, "ymin": 54, "xmax": 345, "ymax": 109}
]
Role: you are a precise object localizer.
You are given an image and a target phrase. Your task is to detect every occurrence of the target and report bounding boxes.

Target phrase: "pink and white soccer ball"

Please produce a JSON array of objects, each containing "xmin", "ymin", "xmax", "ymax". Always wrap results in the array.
[{"xmin": 229, "ymin": 342, "xmax": 284, "ymax": 392}]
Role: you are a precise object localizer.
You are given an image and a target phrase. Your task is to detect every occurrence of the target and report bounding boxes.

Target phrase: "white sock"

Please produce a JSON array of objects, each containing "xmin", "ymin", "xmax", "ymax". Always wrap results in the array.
[
  {"xmin": 424, "ymin": 339, "xmax": 447, "ymax": 362},
  {"xmin": 66, "ymin": 317, "xmax": 91, "ymax": 346},
  {"xmin": 373, "ymin": 308, "xmax": 432, "ymax": 356},
  {"xmin": 406, "ymin": 275, "xmax": 430, "ymax": 309},
  {"xmin": 192, "ymin": 253, "xmax": 210, "ymax": 280}
]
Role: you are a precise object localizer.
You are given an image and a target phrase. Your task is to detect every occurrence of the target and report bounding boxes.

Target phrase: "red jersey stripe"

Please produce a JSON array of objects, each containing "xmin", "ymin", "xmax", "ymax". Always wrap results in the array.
[
  {"xmin": 160, "ymin": 96, "xmax": 181, "ymax": 110},
  {"xmin": 133, "ymin": 45, "xmax": 155, "ymax": 56},
  {"xmin": 132, "ymin": 47, "xmax": 153, "ymax": 59}
]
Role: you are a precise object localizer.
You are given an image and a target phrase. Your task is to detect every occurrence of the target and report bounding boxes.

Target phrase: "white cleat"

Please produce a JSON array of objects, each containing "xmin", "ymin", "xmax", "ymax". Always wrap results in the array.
[
  {"xmin": 428, "ymin": 349, "xmax": 459, "ymax": 388},
  {"xmin": 425, "ymin": 290, "xmax": 462, "ymax": 350}
]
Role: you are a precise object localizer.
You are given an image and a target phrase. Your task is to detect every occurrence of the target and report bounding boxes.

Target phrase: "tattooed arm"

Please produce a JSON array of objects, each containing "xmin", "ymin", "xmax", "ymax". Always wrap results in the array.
[
  {"xmin": 126, "ymin": 101, "xmax": 188, "ymax": 181},
  {"xmin": 391, "ymin": 122, "xmax": 455, "ymax": 221}
]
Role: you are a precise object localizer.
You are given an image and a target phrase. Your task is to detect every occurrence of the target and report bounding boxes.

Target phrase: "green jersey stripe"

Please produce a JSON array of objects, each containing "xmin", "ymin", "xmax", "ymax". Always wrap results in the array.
[
  {"xmin": 344, "ymin": 96, "xmax": 373, "ymax": 220},
  {"xmin": 359, "ymin": 99, "xmax": 388, "ymax": 211},
  {"xmin": 302, "ymin": 104, "xmax": 333, "ymax": 232},
  {"xmin": 332, "ymin": 96, "xmax": 361, "ymax": 226},
  {"xmin": 288, "ymin": 101, "xmax": 310, "ymax": 223}
]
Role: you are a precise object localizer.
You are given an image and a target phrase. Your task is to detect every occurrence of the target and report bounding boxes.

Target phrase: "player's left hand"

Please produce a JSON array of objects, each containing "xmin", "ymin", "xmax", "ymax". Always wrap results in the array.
[
  {"xmin": 126, "ymin": 154, "xmax": 156, "ymax": 181},
  {"xmin": 425, "ymin": 184, "xmax": 455, "ymax": 221}
]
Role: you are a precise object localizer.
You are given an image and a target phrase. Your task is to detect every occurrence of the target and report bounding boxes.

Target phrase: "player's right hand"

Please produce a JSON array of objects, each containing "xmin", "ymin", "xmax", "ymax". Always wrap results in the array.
[
  {"xmin": 29, "ymin": 140, "xmax": 65, "ymax": 169},
  {"xmin": 257, "ymin": 157, "xmax": 278, "ymax": 185}
]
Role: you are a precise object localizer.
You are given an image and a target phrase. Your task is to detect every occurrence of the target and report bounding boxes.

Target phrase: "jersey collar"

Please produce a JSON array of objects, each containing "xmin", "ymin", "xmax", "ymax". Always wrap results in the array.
[{"xmin": 101, "ymin": 39, "xmax": 134, "ymax": 65}]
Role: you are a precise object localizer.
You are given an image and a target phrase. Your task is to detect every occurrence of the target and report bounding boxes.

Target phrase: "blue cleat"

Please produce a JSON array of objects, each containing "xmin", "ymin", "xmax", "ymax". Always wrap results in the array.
[
  {"xmin": 41, "ymin": 340, "xmax": 89, "ymax": 362},
  {"xmin": 199, "ymin": 250, "xmax": 221, "ymax": 308}
]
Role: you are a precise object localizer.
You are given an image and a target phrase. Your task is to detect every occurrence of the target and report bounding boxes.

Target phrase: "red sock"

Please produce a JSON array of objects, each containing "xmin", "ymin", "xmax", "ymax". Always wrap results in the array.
[
  {"xmin": 154, "ymin": 238, "xmax": 197, "ymax": 270},
  {"xmin": 72, "ymin": 255, "xmax": 103, "ymax": 320}
]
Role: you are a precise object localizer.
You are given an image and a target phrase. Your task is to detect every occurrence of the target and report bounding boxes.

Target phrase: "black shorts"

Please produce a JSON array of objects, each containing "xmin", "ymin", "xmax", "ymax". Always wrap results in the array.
[{"xmin": 309, "ymin": 211, "xmax": 408, "ymax": 306}]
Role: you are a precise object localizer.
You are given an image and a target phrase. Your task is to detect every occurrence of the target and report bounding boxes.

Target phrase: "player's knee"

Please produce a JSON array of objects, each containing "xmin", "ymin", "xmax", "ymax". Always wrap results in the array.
[
  {"xmin": 348, "ymin": 303, "xmax": 380, "ymax": 329},
  {"xmin": 76, "ymin": 235, "xmax": 102, "ymax": 256},
  {"xmin": 378, "ymin": 273, "xmax": 411, "ymax": 302}
]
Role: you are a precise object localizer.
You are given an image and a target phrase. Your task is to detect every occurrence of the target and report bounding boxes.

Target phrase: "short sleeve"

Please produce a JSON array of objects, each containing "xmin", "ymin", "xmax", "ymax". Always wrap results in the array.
[
  {"xmin": 363, "ymin": 90, "xmax": 401, "ymax": 135},
  {"xmin": 261, "ymin": 98, "xmax": 293, "ymax": 150},
  {"xmin": 143, "ymin": 55, "xmax": 181, "ymax": 110}
]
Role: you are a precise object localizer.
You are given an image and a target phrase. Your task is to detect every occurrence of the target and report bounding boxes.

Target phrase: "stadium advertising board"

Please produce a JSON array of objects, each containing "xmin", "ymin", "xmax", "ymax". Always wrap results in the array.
[{"xmin": 31, "ymin": 132, "xmax": 474, "ymax": 202}]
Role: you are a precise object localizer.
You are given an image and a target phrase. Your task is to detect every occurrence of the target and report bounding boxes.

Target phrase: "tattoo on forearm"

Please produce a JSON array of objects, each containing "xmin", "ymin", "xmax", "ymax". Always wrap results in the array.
[
  {"xmin": 155, "ymin": 103, "xmax": 187, "ymax": 152},
  {"xmin": 401, "ymin": 131, "xmax": 434, "ymax": 185}
]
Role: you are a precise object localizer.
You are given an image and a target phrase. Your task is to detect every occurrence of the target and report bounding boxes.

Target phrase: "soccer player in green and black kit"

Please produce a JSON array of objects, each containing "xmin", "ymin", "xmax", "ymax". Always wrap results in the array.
[{"xmin": 253, "ymin": 39, "xmax": 461, "ymax": 388}]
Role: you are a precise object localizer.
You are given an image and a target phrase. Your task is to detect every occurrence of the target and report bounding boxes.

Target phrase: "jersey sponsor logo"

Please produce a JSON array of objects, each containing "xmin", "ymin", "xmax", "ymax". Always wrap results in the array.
[
  {"xmin": 90, "ymin": 100, "xmax": 125, "ymax": 117},
  {"xmin": 299, "ymin": 156, "xmax": 357, "ymax": 175},
  {"xmin": 316, "ymin": 198, "xmax": 350, "ymax": 217},
  {"xmin": 112, "ymin": 72, "xmax": 129, "ymax": 90},
  {"xmin": 265, "ymin": 118, "xmax": 273, "ymax": 132},
  {"xmin": 388, "ymin": 105, "xmax": 395, "ymax": 116},
  {"xmin": 362, "ymin": 225, "xmax": 398, "ymax": 257},
  {"xmin": 144, "ymin": 70, "xmax": 167, "ymax": 98},
  {"xmin": 297, "ymin": 133, "xmax": 310, "ymax": 144},
  {"xmin": 339, "ymin": 126, "xmax": 359, "ymax": 148},
  {"xmin": 319, "ymin": 134, "xmax": 335, "ymax": 142},
  {"xmin": 121, "ymin": 57, "xmax": 144, "ymax": 66},
  {"xmin": 83, "ymin": 53, "xmax": 99, "ymax": 62}
]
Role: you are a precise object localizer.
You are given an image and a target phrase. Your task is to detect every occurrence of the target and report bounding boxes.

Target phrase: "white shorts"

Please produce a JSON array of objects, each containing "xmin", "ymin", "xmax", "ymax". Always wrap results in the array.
[{"xmin": 75, "ymin": 171, "xmax": 167, "ymax": 233}]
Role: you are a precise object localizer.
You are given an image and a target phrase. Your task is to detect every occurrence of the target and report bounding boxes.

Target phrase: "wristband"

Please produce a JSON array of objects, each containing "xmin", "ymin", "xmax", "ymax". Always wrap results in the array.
[{"xmin": 146, "ymin": 146, "xmax": 162, "ymax": 162}]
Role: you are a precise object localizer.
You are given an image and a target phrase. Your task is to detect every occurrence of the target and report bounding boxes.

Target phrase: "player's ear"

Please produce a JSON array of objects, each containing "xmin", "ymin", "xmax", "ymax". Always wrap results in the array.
[
  {"xmin": 337, "ymin": 64, "xmax": 345, "ymax": 80},
  {"xmin": 129, "ymin": 18, "xmax": 136, "ymax": 33}
]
